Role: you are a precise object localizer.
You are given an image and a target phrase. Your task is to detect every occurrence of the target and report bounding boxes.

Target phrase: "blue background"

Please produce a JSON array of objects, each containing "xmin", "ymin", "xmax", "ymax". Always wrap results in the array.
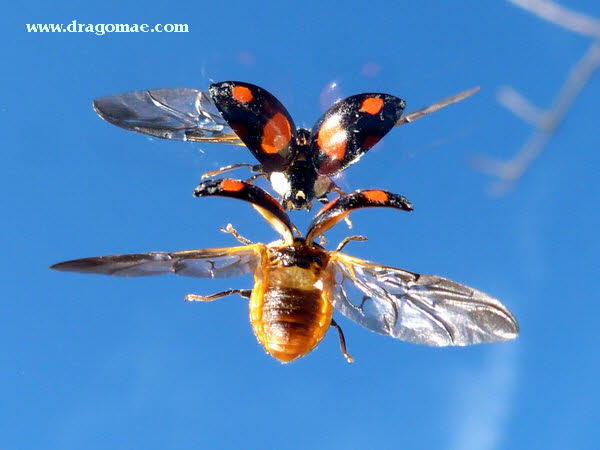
[{"xmin": 4, "ymin": 1, "xmax": 599, "ymax": 449}]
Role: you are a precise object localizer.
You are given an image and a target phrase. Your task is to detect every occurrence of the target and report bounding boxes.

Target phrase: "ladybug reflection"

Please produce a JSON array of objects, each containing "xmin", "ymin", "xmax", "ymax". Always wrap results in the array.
[{"xmin": 93, "ymin": 81, "xmax": 478, "ymax": 210}]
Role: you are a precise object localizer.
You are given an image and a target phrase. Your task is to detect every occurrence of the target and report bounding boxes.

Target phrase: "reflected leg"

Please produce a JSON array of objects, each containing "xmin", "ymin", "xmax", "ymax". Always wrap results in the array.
[
  {"xmin": 201, "ymin": 163, "xmax": 262, "ymax": 179},
  {"xmin": 245, "ymin": 172, "xmax": 268, "ymax": 183}
]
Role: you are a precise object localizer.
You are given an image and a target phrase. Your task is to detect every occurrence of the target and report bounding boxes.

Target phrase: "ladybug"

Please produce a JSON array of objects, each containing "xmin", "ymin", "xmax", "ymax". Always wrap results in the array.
[
  {"xmin": 52, "ymin": 179, "xmax": 518, "ymax": 363},
  {"xmin": 94, "ymin": 81, "xmax": 477, "ymax": 209}
]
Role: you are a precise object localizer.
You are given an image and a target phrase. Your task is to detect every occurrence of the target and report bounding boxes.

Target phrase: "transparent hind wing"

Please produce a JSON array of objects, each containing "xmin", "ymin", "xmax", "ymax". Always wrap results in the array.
[
  {"xmin": 51, "ymin": 245, "xmax": 261, "ymax": 278},
  {"xmin": 331, "ymin": 253, "xmax": 519, "ymax": 346},
  {"xmin": 93, "ymin": 88, "xmax": 243, "ymax": 144},
  {"xmin": 395, "ymin": 87, "xmax": 480, "ymax": 127}
]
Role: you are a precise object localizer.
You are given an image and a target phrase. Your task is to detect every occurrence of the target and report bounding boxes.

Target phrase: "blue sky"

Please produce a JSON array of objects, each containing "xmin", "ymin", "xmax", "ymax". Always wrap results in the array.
[{"xmin": 4, "ymin": 1, "xmax": 600, "ymax": 449}]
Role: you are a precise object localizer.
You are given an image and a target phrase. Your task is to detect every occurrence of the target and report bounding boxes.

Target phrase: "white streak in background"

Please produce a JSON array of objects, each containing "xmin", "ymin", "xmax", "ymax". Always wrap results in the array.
[
  {"xmin": 471, "ymin": 0, "xmax": 600, "ymax": 196},
  {"xmin": 508, "ymin": 0, "xmax": 600, "ymax": 38},
  {"xmin": 449, "ymin": 344, "xmax": 519, "ymax": 450},
  {"xmin": 319, "ymin": 80, "xmax": 343, "ymax": 112}
]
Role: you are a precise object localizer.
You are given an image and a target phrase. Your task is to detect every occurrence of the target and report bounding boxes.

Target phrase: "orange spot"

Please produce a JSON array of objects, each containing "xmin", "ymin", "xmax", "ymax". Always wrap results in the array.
[
  {"xmin": 317, "ymin": 116, "xmax": 347, "ymax": 161},
  {"xmin": 221, "ymin": 179, "xmax": 245, "ymax": 192},
  {"xmin": 363, "ymin": 190, "xmax": 389, "ymax": 203},
  {"xmin": 261, "ymin": 112, "xmax": 292, "ymax": 154},
  {"xmin": 360, "ymin": 97, "xmax": 384, "ymax": 115},
  {"xmin": 232, "ymin": 85, "xmax": 253, "ymax": 103}
]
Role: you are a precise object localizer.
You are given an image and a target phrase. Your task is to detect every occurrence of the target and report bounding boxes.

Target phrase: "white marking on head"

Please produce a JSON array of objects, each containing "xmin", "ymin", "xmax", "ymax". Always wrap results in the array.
[
  {"xmin": 269, "ymin": 172, "xmax": 291, "ymax": 196},
  {"xmin": 295, "ymin": 191, "xmax": 306, "ymax": 200}
]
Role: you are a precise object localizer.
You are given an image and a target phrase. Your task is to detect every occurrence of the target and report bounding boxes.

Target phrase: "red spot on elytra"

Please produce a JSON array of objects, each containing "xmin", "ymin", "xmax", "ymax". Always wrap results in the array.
[
  {"xmin": 360, "ymin": 97, "xmax": 384, "ymax": 115},
  {"xmin": 261, "ymin": 112, "xmax": 292, "ymax": 154},
  {"xmin": 220, "ymin": 179, "xmax": 245, "ymax": 192},
  {"xmin": 232, "ymin": 85, "xmax": 253, "ymax": 103},
  {"xmin": 363, "ymin": 190, "xmax": 389, "ymax": 203}
]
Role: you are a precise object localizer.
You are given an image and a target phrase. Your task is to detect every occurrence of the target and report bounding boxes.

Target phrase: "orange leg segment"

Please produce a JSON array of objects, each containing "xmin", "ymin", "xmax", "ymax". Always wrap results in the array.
[
  {"xmin": 185, "ymin": 289, "xmax": 251, "ymax": 302},
  {"xmin": 330, "ymin": 319, "xmax": 354, "ymax": 363}
]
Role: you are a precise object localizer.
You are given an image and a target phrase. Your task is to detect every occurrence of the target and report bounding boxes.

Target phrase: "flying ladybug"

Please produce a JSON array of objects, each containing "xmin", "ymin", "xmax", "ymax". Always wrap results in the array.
[
  {"xmin": 93, "ymin": 81, "xmax": 478, "ymax": 210},
  {"xmin": 51, "ymin": 179, "xmax": 518, "ymax": 363}
]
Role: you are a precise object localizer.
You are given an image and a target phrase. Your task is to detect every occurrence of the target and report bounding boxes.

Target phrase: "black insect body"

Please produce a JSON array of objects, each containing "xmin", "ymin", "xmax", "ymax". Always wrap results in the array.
[{"xmin": 93, "ymin": 81, "xmax": 478, "ymax": 210}]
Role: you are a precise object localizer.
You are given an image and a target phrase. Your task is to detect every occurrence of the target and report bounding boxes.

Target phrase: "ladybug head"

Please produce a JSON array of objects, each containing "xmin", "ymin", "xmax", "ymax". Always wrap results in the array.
[
  {"xmin": 283, "ymin": 188, "xmax": 312, "ymax": 211},
  {"xmin": 269, "ymin": 166, "xmax": 316, "ymax": 211}
]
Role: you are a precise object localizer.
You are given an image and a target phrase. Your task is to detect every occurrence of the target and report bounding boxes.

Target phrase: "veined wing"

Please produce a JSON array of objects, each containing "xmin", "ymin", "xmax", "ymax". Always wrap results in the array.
[
  {"xmin": 93, "ymin": 88, "xmax": 243, "ymax": 144},
  {"xmin": 395, "ymin": 87, "xmax": 480, "ymax": 127},
  {"xmin": 331, "ymin": 253, "xmax": 518, "ymax": 346},
  {"xmin": 51, "ymin": 245, "xmax": 262, "ymax": 278}
]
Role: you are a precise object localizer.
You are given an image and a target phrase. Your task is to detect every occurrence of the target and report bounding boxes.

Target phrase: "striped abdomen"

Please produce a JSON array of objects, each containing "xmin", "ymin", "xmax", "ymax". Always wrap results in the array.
[{"xmin": 249, "ymin": 263, "xmax": 334, "ymax": 363}]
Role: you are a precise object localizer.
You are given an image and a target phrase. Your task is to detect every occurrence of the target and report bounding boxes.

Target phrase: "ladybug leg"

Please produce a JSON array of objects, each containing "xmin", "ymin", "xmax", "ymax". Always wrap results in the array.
[
  {"xmin": 245, "ymin": 172, "xmax": 268, "ymax": 183},
  {"xmin": 330, "ymin": 182, "xmax": 346, "ymax": 197},
  {"xmin": 335, "ymin": 235, "xmax": 368, "ymax": 252},
  {"xmin": 330, "ymin": 319, "xmax": 354, "ymax": 363},
  {"xmin": 220, "ymin": 223, "xmax": 253, "ymax": 245},
  {"xmin": 185, "ymin": 289, "xmax": 251, "ymax": 302},
  {"xmin": 316, "ymin": 180, "xmax": 346, "ymax": 201},
  {"xmin": 201, "ymin": 163, "xmax": 263, "ymax": 179},
  {"xmin": 328, "ymin": 184, "xmax": 353, "ymax": 229}
]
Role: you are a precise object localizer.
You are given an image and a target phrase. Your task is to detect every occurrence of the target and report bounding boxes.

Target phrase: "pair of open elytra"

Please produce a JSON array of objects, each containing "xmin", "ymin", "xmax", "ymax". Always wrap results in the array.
[{"xmin": 52, "ymin": 81, "xmax": 518, "ymax": 363}]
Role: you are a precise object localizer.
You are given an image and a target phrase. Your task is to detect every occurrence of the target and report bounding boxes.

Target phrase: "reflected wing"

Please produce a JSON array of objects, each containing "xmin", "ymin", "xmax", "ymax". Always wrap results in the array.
[
  {"xmin": 331, "ymin": 253, "xmax": 518, "ymax": 346},
  {"xmin": 93, "ymin": 88, "xmax": 243, "ymax": 144},
  {"xmin": 51, "ymin": 245, "xmax": 261, "ymax": 278},
  {"xmin": 209, "ymin": 81, "xmax": 297, "ymax": 171},
  {"xmin": 395, "ymin": 87, "xmax": 479, "ymax": 127}
]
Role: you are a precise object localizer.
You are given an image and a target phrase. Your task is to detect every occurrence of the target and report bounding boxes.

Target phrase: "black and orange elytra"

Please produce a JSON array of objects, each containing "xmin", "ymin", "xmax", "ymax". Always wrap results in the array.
[
  {"xmin": 208, "ymin": 81, "xmax": 405, "ymax": 210},
  {"xmin": 93, "ymin": 81, "xmax": 478, "ymax": 210},
  {"xmin": 52, "ymin": 179, "xmax": 518, "ymax": 363}
]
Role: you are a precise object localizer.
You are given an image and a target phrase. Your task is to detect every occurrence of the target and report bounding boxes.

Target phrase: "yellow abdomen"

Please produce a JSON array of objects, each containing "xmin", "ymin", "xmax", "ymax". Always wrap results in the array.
[{"xmin": 249, "ymin": 264, "xmax": 334, "ymax": 363}]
